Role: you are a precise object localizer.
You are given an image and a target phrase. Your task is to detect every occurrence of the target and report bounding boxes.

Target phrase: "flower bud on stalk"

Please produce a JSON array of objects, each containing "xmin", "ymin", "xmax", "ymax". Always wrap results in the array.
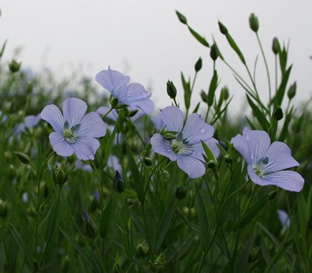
[
  {"xmin": 83, "ymin": 211, "xmax": 97, "ymax": 239},
  {"xmin": 113, "ymin": 170, "xmax": 125, "ymax": 193},
  {"xmin": 0, "ymin": 199, "xmax": 8, "ymax": 218},
  {"xmin": 14, "ymin": 151, "xmax": 31, "ymax": 165},
  {"xmin": 272, "ymin": 37, "xmax": 281, "ymax": 55},
  {"xmin": 136, "ymin": 241, "xmax": 150, "ymax": 257},
  {"xmin": 53, "ymin": 165, "xmax": 68, "ymax": 185},
  {"xmin": 273, "ymin": 107, "xmax": 283, "ymax": 121},
  {"xmin": 249, "ymin": 13, "xmax": 259, "ymax": 32},
  {"xmin": 167, "ymin": 80, "xmax": 177, "ymax": 100},
  {"xmin": 9, "ymin": 59, "xmax": 21, "ymax": 73},
  {"xmin": 194, "ymin": 57, "xmax": 202, "ymax": 72},
  {"xmin": 175, "ymin": 185, "xmax": 187, "ymax": 200},
  {"xmin": 287, "ymin": 82, "xmax": 297, "ymax": 100},
  {"xmin": 210, "ymin": 44, "xmax": 219, "ymax": 61}
]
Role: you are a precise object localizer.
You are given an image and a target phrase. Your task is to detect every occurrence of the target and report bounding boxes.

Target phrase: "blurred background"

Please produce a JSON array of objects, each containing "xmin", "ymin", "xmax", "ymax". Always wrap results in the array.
[{"xmin": 1, "ymin": 0, "xmax": 312, "ymax": 111}]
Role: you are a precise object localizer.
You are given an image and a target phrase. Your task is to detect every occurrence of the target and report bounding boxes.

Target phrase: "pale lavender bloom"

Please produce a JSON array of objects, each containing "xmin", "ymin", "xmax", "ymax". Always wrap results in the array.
[
  {"xmin": 75, "ymin": 160, "xmax": 92, "ymax": 172},
  {"xmin": 14, "ymin": 114, "xmax": 41, "ymax": 135},
  {"xmin": 41, "ymin": 97, "xmax": 106, "ymax": 160},
  {"xmin": 231, "ymin": 128, "xmax": 304, "ymax": 192},
  {"xmin": 151, "ymin": 112, "xmax": 165, "ymax": 131},
  {"xmin": 277, "ymin": 210, "xmax": 290, "ymax": 231},
  {"xmin": 22, "ymin": 192, "xmax": 28, "ymax": 203},
  {"xmin": 107, "ymin": 155, "xmax": 122, "ymax": 172},
  {"xmin": 0, "ymin": 110, "xmax": 7, "ymax": 124},
  {"xmin": 96, "ymin": 105, "xmax": 145, "ymax": 123},
  {"xmin": 151, "ymin": 106, "xmax": 219, "ymax": 179},
  {"xmin": 95, "ymin": 67, "xmax": 154, "ymax": 114}
]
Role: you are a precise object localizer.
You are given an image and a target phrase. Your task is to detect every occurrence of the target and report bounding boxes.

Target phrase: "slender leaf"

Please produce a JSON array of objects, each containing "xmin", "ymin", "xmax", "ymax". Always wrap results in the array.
[
  {"xmin": 188, "ymin": 26, "xmax": 209, "ymax": 47},
  {"xmin": 155, "ymin": 195, "xmax": 177, "ymax": 252},
  {"xmin": 194, "ymin": 184, "xmax": 209, "ymax": 250}
]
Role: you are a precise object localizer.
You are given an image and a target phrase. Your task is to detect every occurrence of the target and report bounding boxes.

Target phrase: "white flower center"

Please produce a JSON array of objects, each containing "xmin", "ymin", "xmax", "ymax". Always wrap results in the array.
[
  {"xmin": 170, "ymin": 139, "xmax": 186, "ymax": 154},
  {"xmin": 63, "ymin": 121, "xmax": 80, "ymax": 144},
  {"xmin": 253, "ymin": 156, "xmax": 269, "ymax": 177}
]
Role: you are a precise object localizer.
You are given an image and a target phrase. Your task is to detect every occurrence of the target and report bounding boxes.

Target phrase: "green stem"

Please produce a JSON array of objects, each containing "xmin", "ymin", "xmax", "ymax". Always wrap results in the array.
[
  {"xmin": 101, "ymin": 107, "xmax": 114, "ymax": 120},
  {"xmin": 256, "ymin": 33, "xmax": 272, "ymax": 104},
  {"xmin": 39, "ymin": 185, "xmax": 63, "ymax": 267}
]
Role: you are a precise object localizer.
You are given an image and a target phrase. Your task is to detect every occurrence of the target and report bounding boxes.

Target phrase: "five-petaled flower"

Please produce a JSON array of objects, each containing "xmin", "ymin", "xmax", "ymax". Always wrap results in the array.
[
  {"xmin": 41, "ymin": 97, "xmax": 106, "ymax": 160},
  {"xmin": 95, "ymin": 67, "xmax": 154, "ymax": 114},
  {"xmin": 231, "ymin": 128, "xmax": 304, "ymax": 192},
  {"xmin": 151, "ymin": 106, "xmax": 219, "ymax": 179}
]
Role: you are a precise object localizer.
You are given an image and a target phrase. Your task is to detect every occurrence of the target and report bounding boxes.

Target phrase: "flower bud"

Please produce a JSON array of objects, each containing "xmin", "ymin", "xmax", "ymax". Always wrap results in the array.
[
  {"xmin": 161, "ymin": 130, "xmax": 177, "ymax": 140},
  {"xmin": 88, "ymin": 196, "xmax": 99, "ymax": 212},
  {"xmin": 200, "ymin": 90, "xmax": 208, "ymax": 103},
  {"xmin": 143, "ymin": 157, "xmax": 153, "ymax": 166},
  {"xmin": 111, "ymin": 98, "xmax": 119, "ymax": 109},
  {"xmin": 113, "ymin": 170, "xmax": 125, "ymax": 193},
  {"xmin": 273, "ymin": 107, "xmax": 283, "ymax": 121},
  {"xmin": 221, "ymin": 86, "xmax": 229, "ymax": 101},
  {"xmin": 272, "ymin": 37, "xmax": 280, "ymax": 55},
  {"xmin": 61, "ymin": 255, "xmax": 70, "ymax": 273},
  {"xmin": 224, "ymin": 154, "xmax": 232, "ymax": 164},
  {"xmin": 210, "ymin": 44, "xmax": 219, "ymax": 61},
  {"xmin": 218, "ymin": 21, "xmax": 228, "ymax": 35},
  {"xmin": 9, "ymin": 59, "xmax": 21, "ymax": 73},
  {"xmin": 207, "ymin": 160, "xmax": 216, "ymax": 168},
  {"xmin": 175, "ymin": 185, "xmax": 187, "ymax": 200},
  {"xmin": 287, "ymin": 82, "xmax": 296, "ymax": 100},
  {"xmin": 0, "ymin": 199, "xmax": 8, "ymax": 218},
  {"xmin": 176, "ymin": 10, "xmax": 187, "ymax": 25},
  {"xmin": 249, "ymin": 13, "xmax": 259, "ymax": 32},
  {"xmin": 14, "ymin": 151, "xmax": 31, "ymax": 165},
  {"xmin": 166, "ymin": 80, "xmax": 177, "ymax": 99},
  {"xmin": 136, "ymin": 241, "xmax": 150, "ymax": 257},
  {"xmin": 83, "ymin": 212, "xmax": 97, "ymax": 239},
  {"xmin": 53, "ymin": 165, "xmax": 68, "ymax": 185},
  {"xmin": 150, "ymin": 253, "xmax": 166, "ymax": 272},
  {"xmin": 194, "ymin": 57, "xmax": 202, "ymax": 72}
]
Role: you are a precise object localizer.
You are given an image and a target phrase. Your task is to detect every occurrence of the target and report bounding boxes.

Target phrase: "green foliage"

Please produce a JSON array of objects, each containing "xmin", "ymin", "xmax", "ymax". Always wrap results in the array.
[{"xmin": 0, "ymin": 11, "xmax": 311, "ymax": 273}]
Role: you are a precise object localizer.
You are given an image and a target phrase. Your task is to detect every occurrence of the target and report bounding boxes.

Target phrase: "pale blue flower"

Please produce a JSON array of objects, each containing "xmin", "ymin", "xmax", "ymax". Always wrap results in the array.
[
  {"xmin": 151, "ymin": 112, "xmax": 165, "ymax": 131},
  {"xmin": 277, "ymin": 210, "xmax": 290, "ymax": 231},
  {"xmin": 231, "ymin": 128, "xmax": 304, "ymax": 192},
  {"xmin": 95, "ymin": 67, "xmax": 154, "ymax": 114},
  {"xmin": 14, "ymin": 114, "xmax": 41, "ymax": 135},
  {"xmin": 41, "ymin": 97, "xmax": 106, "ymax": 160},
  {"xmin": 151, "ymin": 106, "xmax": 219, "ymax": 179}
]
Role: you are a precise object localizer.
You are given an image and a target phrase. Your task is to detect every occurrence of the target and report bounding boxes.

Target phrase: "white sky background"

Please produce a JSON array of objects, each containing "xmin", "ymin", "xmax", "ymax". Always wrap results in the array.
[{"xmin": 1, "ymin": 0, "xmax": 312, "ymax": 113}]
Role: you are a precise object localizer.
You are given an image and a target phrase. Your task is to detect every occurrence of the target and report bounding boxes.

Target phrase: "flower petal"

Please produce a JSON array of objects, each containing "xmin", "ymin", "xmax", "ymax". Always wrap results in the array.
[
  {"xmin": 152, "ymin": 112, "xmax": 165, "ymax": 131},
  {"xmin": 247, "ymin": 165, "xmax": 304, "ymax": 192},
  {"xmin": 24, "ymin": 114, "xmax": 41, "ymax": 129},
  {"xmin": 73, "ymin": 137, "xmax": 101, "ymax": 160},
  {"xmin": 49, "ymin": 132, "xmax": 74, "ymax": 157},
  {"xmin": 78, "ymin": 112, "xmax": 107, "ymax": 138},
  {"xmin": 182, "ymin": 113, "xmax": 215, "ymax": 144},
  {"xmin": 96, "ymin": 106, "xmax": 118, "ymax": 121},
  {"xmin": 95, "ymin": 67, "xmax": 130, "ymax": 97},
  {"xmin": 151, "ymin": 133, "xmax": 177, "ymax": 161},
  {"xmin": 263, "ymin": 170, "xmax": 304, "ymax": 192},
  {"xmin": 177, "ymin": 155, "xmax": 206, "ymax": 179},
  {"xmin": 231, "ymin": 133, "xmax": 251, "ymax": 164},
  {"xmin": 277, "ymin": 210, "xmax": 290, "ymax": 230},
  {"xmin": 41, "ymin": 104, "xmax": 64, "ymax": 133},
  {"xmin": 243, "ymin": 128, "xmax": 270, "ymax": 164},
  {"xmin": 263, "ymin": 141, "xmax": 299, "ymax": 173},
  {"xmin": 161, "ymin": 106, "xmax": 184, "ymax": 132},
  {"xmin": 62, "ymin": 98, "xmax": 87, "ymax": 127},
  {"xmin": 127, "ymin": 83, "xmax": 154, "ymax": 114}
]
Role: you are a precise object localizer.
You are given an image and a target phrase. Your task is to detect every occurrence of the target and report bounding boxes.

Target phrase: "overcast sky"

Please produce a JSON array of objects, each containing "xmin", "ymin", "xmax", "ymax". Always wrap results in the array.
[{"xmin": 1, "ymin": 0, "xmax": 312, "ymax": 112}]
